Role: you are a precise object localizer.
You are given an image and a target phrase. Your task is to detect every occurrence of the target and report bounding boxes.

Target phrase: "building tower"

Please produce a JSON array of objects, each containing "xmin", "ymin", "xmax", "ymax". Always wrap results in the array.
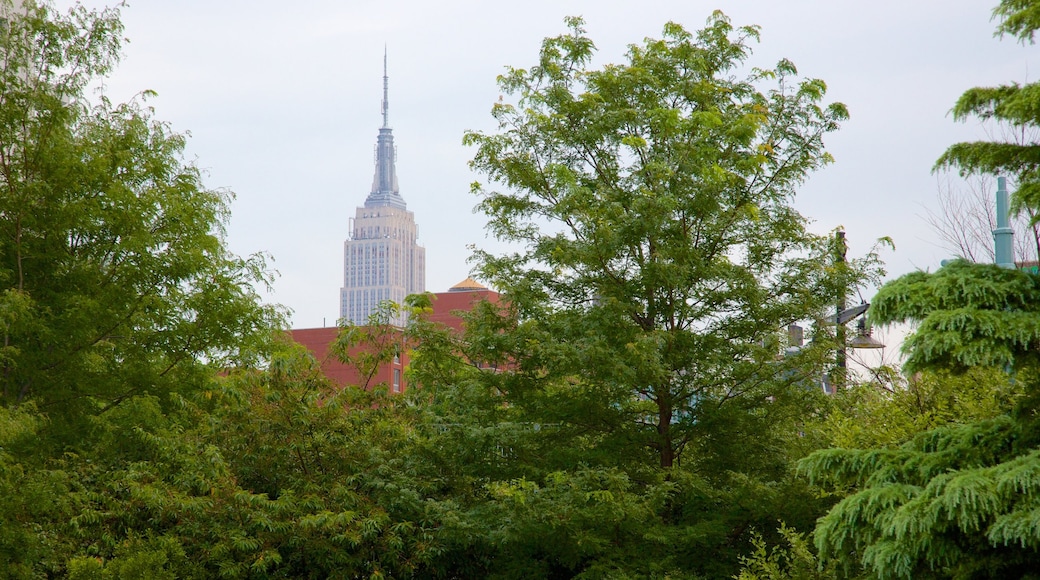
[{"xmin": 339, "ymin": 52, "xmax": 425, "ymax": 327}]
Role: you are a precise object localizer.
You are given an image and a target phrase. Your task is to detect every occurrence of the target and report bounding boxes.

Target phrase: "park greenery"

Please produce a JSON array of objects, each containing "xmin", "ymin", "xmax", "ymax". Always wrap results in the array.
[{"xmin": 1, "ymin": 0, "xmax": 1039, "ymax": 577}]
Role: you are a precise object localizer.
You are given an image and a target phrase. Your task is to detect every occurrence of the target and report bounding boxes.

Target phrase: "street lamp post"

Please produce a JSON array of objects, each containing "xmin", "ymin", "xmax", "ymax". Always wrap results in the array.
[
  {"xmin": 825, "ymin": 231, "xmax": 884, "ymax": 392},
  {"xmin": 825, "ymin": 301, "xmax": 881, "ymax": 392}
]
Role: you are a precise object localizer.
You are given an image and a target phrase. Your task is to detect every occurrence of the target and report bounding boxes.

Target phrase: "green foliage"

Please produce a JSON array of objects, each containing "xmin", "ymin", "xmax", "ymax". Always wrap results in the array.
[
  {"xmin": 803, "ymin": 365, "xmax": 1030, "ymax": 577},
  {"xmin": 477, "ymin": 467, "xmax": 676, "ymax": 578},
  {"xmin": 0, "ymin": 5, "xmax": 905, "ymax": 578},
  {"xmin": 823, "ymin": 367, "xmax": 1023, "ymax": 449},
  {"xmin": 994, "ymin": 0, "xmax": 1040, "ymax": 42},
  {"xmin": 802, "ymin": 402, "xmax": 1040, "ymax": 579},
  {"xmin": 66, "ymin": 535, "xmax": 184, "ymax": 580},
  {"xmin": 195, "ymin": 342, "xmax": 451, "ymax": 577},
  {"xmin": 0, "ymin": 338, "xmax": 463, "ymax": 578},
  {"xmin": 805, "ymin": 7, "xmax": 1040, "ymax": 576},
  {"xmin": 440, "ymin": 13, "xmax": 874, "ymax": 577},
  {"xmin": 736, "ymin": 523, "xmax": 839, "ymax": 580},
  {"xmin": 464, "ymin": 12, "xmax": 870, "ymax": 471},
  {"xmin": 333, "ymin": 300, "xmax": 409, "ymax": 391},
  {"xmin": 935, "ymin": 0, "xmax": 1040, "ymax": 218},
  {"xmin": 0, "ymin": 0, "xmax": 281, "ymax": 425},
  {"xmin": 870, "ymin": 260, "xmax": 1040, "ymax": 372}
]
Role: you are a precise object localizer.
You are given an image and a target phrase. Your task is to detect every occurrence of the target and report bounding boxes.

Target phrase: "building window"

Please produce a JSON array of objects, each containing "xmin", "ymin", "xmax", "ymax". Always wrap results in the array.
[{"xmin": 393, "ymin": 369, "xmax": 401, "ymax": 393}]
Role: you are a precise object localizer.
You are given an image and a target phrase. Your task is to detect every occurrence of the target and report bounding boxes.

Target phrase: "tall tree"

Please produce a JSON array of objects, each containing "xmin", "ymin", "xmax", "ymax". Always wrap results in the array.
[
  {"xmin": 0, "ymin": 2, "xmax": 282, "ymax": 573},
  {"xmin": 0, "ymin": 0, "xmax": 279, "ymax": 426},
  {"xmin": 453, "ymin": 13, "xmax": 882, "ymax": 577},
  {"xmin": 464, "ymin": 13, "xmax": 867, "ymax": 472}
]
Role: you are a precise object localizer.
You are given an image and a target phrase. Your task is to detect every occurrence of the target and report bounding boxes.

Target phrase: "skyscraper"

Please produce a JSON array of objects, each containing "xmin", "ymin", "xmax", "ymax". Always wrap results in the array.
[{"xmin": 339, "ymin": 52, "xmax": 425, "ymax": 327}]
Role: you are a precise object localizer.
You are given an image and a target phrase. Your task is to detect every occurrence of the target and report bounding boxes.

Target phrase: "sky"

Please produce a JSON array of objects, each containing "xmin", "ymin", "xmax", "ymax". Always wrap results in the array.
[{"xmin": 53, "ymin": 0, "xmax": 1034, "ymax": 343}]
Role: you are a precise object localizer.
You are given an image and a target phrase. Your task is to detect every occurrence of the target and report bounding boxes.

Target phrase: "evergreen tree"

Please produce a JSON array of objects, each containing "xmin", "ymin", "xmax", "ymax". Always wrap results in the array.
[{"xmin": 936, "ymin": 0, "xmax": 1040, "ymax": 214}]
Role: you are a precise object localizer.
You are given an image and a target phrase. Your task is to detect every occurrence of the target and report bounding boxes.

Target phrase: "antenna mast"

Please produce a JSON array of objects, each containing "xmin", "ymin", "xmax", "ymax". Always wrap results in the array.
[{"xmin": 381, "ymin": 47, "xmax": 389, "ymax": 128}]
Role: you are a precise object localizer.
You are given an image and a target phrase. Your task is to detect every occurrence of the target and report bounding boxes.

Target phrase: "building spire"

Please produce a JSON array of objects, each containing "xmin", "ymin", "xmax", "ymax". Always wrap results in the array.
[
  {"xmin": 367, "ymin": 48, "xmax": 405, "ymax": 210},
  {"xmin": 381, "ymin": 46, "xmax": 389, "ymax": 128}
]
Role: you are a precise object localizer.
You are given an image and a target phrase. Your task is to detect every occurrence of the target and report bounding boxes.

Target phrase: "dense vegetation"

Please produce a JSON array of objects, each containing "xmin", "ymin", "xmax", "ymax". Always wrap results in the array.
[
  {"xmin": 1, "ymin": 0, "xmax": 1038, "ymax": 578},
  {"xmin": 800, "ymin": 0, "xmax": 1040, "ymax": 577}
]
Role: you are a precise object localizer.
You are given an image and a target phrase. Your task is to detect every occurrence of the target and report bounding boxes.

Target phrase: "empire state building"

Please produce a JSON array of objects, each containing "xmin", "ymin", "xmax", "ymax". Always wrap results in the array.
[{"xmin": 339, "ymin": 55, "xmax": 425, "ymax": 327}]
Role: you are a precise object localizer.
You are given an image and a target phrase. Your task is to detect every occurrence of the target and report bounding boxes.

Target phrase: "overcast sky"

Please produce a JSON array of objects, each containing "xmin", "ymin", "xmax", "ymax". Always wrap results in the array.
[{"xmin": 55, "ymin": 1, "xmax": 1032, "ymax": 336}]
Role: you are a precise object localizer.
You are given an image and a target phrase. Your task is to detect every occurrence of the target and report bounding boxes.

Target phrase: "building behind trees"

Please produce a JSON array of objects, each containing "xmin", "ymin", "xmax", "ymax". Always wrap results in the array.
[{"xmin": 339, "ymin": 53, "xmax": 425, "ymax": 328}]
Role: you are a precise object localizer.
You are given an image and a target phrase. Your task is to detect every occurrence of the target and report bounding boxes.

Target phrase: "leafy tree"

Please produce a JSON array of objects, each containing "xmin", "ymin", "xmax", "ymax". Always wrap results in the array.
[
  {"xmin": 802, "ymin": 398, "xmax": 1040, "ymax": 579},
  {"xmin": 192, "ymin": 341, "xmax": 453, "ymax": 578},
  {"xmin": 736, "ymin": 523, "xmax": 839, "ymax": 580},
  {"xmin": 802, "ymin": 265, "xmax": 1040, "ymax": 578},
  {"xmin": 0, "ymin": 2, "xmax": 297, "ymax": 576},
  {"xmin": 869, "ymin": 260, "xmax": 1040, "ymax": 373},
  {"xmin": 0, "ymin": 0, "xmax": 279, "ymax": 429},
  {"xmin": 0, "ymin": 335, "xmax": 464, "ymax": 578},
  {"xmin": 464, "ymin": 11, "xmax": 862, "ymax": 472},
  {"xmin": 450, "ymin": 13, "xmax": 882, "ymax": 577}
]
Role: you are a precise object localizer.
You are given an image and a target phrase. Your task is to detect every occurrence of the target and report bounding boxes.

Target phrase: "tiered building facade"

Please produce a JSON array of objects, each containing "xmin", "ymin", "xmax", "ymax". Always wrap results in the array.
[{"xmin": 339, "ymin": 54, "xmax": 425, "ymax": 327}]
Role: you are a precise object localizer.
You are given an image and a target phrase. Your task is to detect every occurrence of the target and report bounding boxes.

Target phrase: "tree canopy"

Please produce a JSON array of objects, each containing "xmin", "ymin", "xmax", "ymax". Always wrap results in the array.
[
  {"xmin": 936, "ymin": 0, "xmax": 1040, "ymax": 216},
  {"xmin": 464, "ymin": 12, "xmax": 866, "ymax": 471},
  {"xmin": 0, "ymin": 3, "xmax": 951, "ymax": 578},
  {"xmin": 451, "ymin": 12, "xmax": 880, "ymax": 577},
  {"xmin": 0, "ymin": 0, "xmax": 280, "ymax": 428}
]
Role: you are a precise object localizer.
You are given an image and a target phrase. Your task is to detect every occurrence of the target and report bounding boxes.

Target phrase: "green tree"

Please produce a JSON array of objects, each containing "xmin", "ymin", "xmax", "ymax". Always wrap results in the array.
[
  {"xmin": 736, "ymin": 523, "xmax": 839, "ymax": 580},
  {"xmin": 0, "ymin": 333, "xmax": 461, "ymax": 578},
  {"xmin": 0, "ymin": 2, "xmax": 287, "ymax": 576},
  {"xmin": 449, "ymin": 13, "xmax": 881, "ymax": 577},
  {"xmin": 802, "ymin": 395, "xmax": 1040, "ymax": 579},
  {"xmin": 464, "ymin": 12, "xmax": 861, "ymax": 472},
  {"xmin": 801, "ymin": 266, "xmax": 1040, "ymax": 578},
  {"xmin": 869, "ymin": 260, "xmax": 1040, "ymax": 373},
  {"xmin": 0, "ymin": 0, "xmax": 279, "ymax": 428}
]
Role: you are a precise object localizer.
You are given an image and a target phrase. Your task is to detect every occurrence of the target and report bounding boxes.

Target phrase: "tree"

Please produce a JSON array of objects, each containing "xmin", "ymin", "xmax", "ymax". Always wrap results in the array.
[
  {"xmin": 801, "ymin": 264, "xmax": 1040, "ymax": 578},
  {"xmin": 803, "ymin": 407, "xmax": 1040, "ymax": 579},
  {"xmin": 0, "ymin": 0, "xmax": 279, "ymax": 427},
  {"xmin": 0, "ymin": 3, "xmax": 488, "ymax": 578},
  {"xmin": 736, "ymin": 523, "xmax": 839, "ymax": 580},
  {"xmin": 0, "ymin": 339, "xmax": 459, "ymax": 578},
  {"xmin": 869, "ymin": 260, "xmax": 1040, "ymax": 373},
  {"xmin": 923, "ymin": 0, "xmax": 1040, "ymax": 268},
  {"xmin": 464, "ymin": 12, "xmax": 866, "ymax": 471},
  {"xmin": 454, "ymin": 13, "xmax": 882, "ymax": 576},
  {"xmin": 822, "ymin": 366, "xmax": 1023, "ymax": 450},
  {"xmin": 0, "ymin": 3, "xmax": 289, "ymax": 575}
]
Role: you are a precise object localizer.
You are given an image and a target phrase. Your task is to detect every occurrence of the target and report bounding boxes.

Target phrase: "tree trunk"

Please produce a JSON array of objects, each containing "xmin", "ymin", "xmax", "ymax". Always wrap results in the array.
[{"xmin": 658, "ymin": 397, "xmax": 673, "ymax": 468}]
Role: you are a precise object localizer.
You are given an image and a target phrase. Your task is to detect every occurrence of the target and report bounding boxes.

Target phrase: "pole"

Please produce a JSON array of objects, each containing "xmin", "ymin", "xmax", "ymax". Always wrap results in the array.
[
  {"xmin": 994, "ymin": 176, "xmax": 1015, "ymax": 268},
  {"xmin": 834, "ymin": 230, "xmax": 847, "ymax": 393}
]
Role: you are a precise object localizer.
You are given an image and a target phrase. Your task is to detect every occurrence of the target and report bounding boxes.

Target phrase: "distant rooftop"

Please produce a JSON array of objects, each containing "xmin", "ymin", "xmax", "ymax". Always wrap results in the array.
[{"xmin": 448, "ymin": 277, "xmax": 488, "ymax": 292}]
